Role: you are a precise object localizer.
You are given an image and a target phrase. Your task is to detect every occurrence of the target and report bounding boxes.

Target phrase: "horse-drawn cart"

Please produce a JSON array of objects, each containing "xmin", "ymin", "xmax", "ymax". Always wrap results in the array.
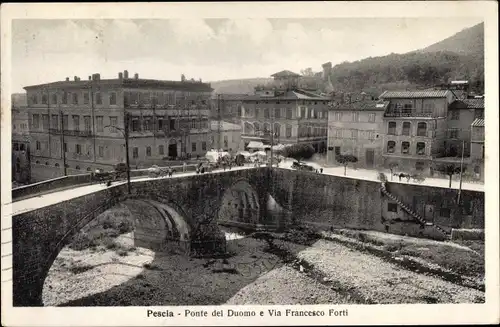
[{"xmin": 92, "ymin": 163, "xmax": 128, "ymax": 186}]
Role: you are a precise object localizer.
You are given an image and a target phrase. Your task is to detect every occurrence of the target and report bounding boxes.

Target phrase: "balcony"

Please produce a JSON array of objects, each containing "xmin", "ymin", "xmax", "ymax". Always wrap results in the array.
[
  {"xmin": 384, "ymin": 111, "xmax": 434, "ymax": 118},
  {"xmin": 49, "ymin": 129, "xmax": 93, "ymax": 137}
]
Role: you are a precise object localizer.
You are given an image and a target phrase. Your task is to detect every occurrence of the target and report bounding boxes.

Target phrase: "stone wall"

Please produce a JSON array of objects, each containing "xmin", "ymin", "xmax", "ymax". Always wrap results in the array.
[{"xmin": 12, "ymin": 173, "xmax": 93, "ymax": 201}]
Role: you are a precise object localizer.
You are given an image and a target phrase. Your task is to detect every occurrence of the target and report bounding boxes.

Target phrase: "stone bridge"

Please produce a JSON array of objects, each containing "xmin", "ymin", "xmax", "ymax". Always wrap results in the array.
[{"xmin": 9, "ymin": 167, "xmax": 484, "ymax": 306}]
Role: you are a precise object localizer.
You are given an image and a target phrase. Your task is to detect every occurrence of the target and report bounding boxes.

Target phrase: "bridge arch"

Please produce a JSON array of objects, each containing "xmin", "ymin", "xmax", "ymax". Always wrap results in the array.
[{"xmin": 218, "ymin": 179, "xmax": 261, "ymax": 228}]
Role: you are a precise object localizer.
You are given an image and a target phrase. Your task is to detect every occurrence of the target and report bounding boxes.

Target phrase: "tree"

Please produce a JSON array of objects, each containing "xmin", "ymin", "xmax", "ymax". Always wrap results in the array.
[
  {"xmin": 300, "ymin": 68, "xmax": 315, "ymax": 77},
  {"xmin": 335, "ymin": 154, "xmax": 358, "ymax": 176},
  {"xmin": 278, "ymin": 144, "xmax": 315, "ymax": 163},
  {"xmin": 436, "ymin": 164, "xmax": 463, "ymax": 188}
]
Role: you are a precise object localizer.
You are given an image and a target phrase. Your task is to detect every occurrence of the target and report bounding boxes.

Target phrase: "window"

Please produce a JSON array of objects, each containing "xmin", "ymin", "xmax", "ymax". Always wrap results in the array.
[
  {"xmin": 20, "ymin": 143, "xmax": 25, "ymax": 151},
  {"xmin": 62, "ymin": 92, "xmax": 68, "ymax": 104},
  {"xmin": 84, "ymin": 116, "xmax": 92, "ymax": 132},
  {"xmin": 31, "ymin": 94, "xmax": 39, "ymax": 104},
  {"xmin": 352, "ymin": 112, "xmax": 359, "ymax": 122},
  {"xmin": 451, "ymin": 110, "xmax": 460, "ymax": 120},
  {"xmin": 415, "ymin": 161, "xmax": 425, "ymax": 171},
  {"xmin": 75, "ymin": 144, "xmax": 81, "ymax": 154},
  {"xmin": 157, "ymin": 118, "xmax": 164, "ymax": 130},
  {"xmin": 368, "ymin": 113, "xmax": 376, "ymax": 122},
  {"xmin": 42, "ymin": 94, "xmax": 48, "ymax": 104},
  {"xmin": 110, "ymin": 116, "xmax": 117, "ymax": 127},
  {"xmin": 63, "ymin": 115, "xmax": 68, "ymax": 130},
  {"xmin": 449, "ymin": 129, "xmax": 459, "ymax": 139},
  {"xmin": 388, "ymin": 203, "xmax": 398, "ymax": 213},
  {"xmin": 73, "ymin": 115, "xmax": 80, "ymax": 131},
  {"xmin": 439, "ymin": 207, "xmax": 450, "ymax": 218},
  {"xmin": 388, "ymin": 121, "xmax": 396, "ymax": 135},
  {"xmin": 402, "ymin": 122, "xmax": 411, "ymax": 136},
  {"xmin": 132, "ymin": 118, "xmax": 140, "ymax": 132},
  {"xmin": 191, "ymin": 142, "xmax": 197, "ymax": 152},
  {"xmin": 401, "ymin": 141, "xmax": 410, "ymax": 154},
  {"xmin": 72, "ymin": 93, "xmax": 78, "ymax": 105},
  {"xmin": 55, "ymin": 163, "xmax": 60, "ymax": 167},
  {"xmin": 286, "ymin": 108, "xmax": 293, "ymax": 119},
  {"xmin": 83, "ymin": 93, "xmax": 89, "ymax": 105},
  {"xmin": 51, "ymin": 115, "xmax": 59, "ymax": 130},
  {"xmin": 75, "ymin": 166, "xmax": 81, "ymax": 170},
  {"xmin": 474, "ymin": 109, "xmax": 484, "ymax": 119},
  {"xmin": 63, "ymin": 143, "xmax": 67, "ymax": 153},
  {"xmin": 275, "ymin": 108, "xmax": 280, "ymax": 119},
  {"xmin": 146, "ymin": 146, "xmax": 151, "ymax": 157},
  {"xmin": 109, "ymin": 92, "xmax": 117, "ymax": 105},
  {"xmin": 98, "ymin": 146, "xmax": 104, "ymax": 158},
  {"xmin": 335, "ymin": 129, "xmax": 342, "ymax": 138},
  {"xmin": 143, "ymin": 117, "xmax": 151, "ymax": 131},
  {"xmin": 202, "ymin": 141, "xmax": 207, "ymax": 151},
  {"xmin": 264, "ymin": 108, "xmax": 269, "ymax": 118},
  {"xmin": 417, "ymin": 122, "xmax": 427, "ymax": 137},
  {"xmin": 416, "ymin": 142, "xmax": 426, "ymax": 155},
  {"xmin": 95, "ymin": 92, "xmax": 102, "ymax": 105},
  {"xmin": 286, "ymin": 125, "xmax": 292, "ymax": 138},
  {"xmin": 368, "ymin": 131, "xmax": 375, "ymax": 140},
  {"xmin": 387, "ymin": 141, "xmax": 396, "ymax": 153},
  {"xmin": 13, "ymin": 143, "xmax": 19, "ymax": 151},
  {"xmin": 42, "ymin": 114, "xmax": 49, "ymax": 130},
  {"xmin": 32, "ymin": 114, "xmax": 40, "ymax": 129},
  {"xmin": 351, "ymin": 129, "xmax": 358, "ymax": 139},
  {"xmin": 133, "ymin": 147, "xmax": 139, "ymax": 158},
  {"xmin": 51, "ymin": 94, "xmax": 57, "ymax": 104},
  {"xmin": 169, "ymin": 118, "xmax": 176, "ymax": 131},
  {"xmin": 224, "ymin": 135, "xmax": 228, "ymax": 148},
  {"xmin": 255, "ymin": 108, "xmax": 260, "ymax": 118},
  {"xmin": 423, "ymin": 102, "xmax": 434, "ymax": 114},
  {"xmin": 274, "ymin": 123, "xmax": 280, "ymax": 137},
  {"xmin": 191, "ymin": 119, "xmax": 196, "ymax": 129}
]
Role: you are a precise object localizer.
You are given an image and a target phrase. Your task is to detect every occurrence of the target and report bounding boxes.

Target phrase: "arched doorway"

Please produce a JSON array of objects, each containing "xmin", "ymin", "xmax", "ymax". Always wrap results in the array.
[{"xmin": 168, "ymin": 138, "xmax": 178, "ymax": 159}]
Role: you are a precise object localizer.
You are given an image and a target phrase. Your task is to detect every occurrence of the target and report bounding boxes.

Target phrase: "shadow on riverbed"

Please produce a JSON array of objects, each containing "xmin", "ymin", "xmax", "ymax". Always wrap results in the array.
[{"xmin": 55, "ymin": 233, "xmax": 312, "ymax": 306}]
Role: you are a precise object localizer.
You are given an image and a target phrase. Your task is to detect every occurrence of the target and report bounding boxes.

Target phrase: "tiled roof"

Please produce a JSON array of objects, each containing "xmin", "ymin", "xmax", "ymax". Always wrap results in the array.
[
  {"xmin": 271, "ymin": 70, "xmax": 301, "ymax": 78},
  {"xmin": 210, "ymin": 120, "xmax": 242, "ymax": 131},
  {"xmin": 379, "ymin": 90, "xmax": 450, "ymax": 99},
  {"xmin": 329, "ymin": 100, "xmax": 390, "ymax": 111},
  {"xmin": 211, "ymin": 93, "xmax": 249, "ymax": 101},
  {"xmin": 24, "ymin": 78, "xmax": 213, "ymax": 92},
  {"xmin": 451, "ymin": 98, "xmax": 485, "ymax": 109},
  {"xmin": 241, "ymin": 89, "xmax": 330, "ymax": 101},
  {"xmin": 471, "ymin": 118, "xmax": 485, "ymax": 127}
]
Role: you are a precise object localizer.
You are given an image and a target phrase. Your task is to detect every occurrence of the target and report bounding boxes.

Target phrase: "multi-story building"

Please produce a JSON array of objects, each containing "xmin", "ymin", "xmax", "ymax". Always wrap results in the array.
[
  {"xmin": 12, "ymin": 104, "xmax": 31, "ymax": 184},
  {"xmin": 327, "ymin": 95, "xmax": 389, "ymax": 169},
  {"xmin": 379, "ymin": 90, "xmax": 456, "ymax": 174},
  {"xmin": 210, "ymin": 94, "xmax": 246, "ymax": 125},
  {"xmin": 25, "ymin": 71, "xmax": 212, "ymax": 181},
  {"xmin": 210, "ymin": 120, "xmax": 242, "ymax": 153},
  {"xmin": 240, "ymin": 70, "xmax": 330, "ymax": 153},
  {"xmin": 470, "ymin": 117, "xmax": 485, "ymax": 180}
]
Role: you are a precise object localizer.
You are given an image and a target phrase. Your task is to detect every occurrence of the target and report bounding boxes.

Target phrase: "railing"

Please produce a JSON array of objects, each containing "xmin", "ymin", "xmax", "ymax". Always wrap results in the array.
[{"xmin": 384, "ymin": 112, "xmax": 434, "ymax": 118}]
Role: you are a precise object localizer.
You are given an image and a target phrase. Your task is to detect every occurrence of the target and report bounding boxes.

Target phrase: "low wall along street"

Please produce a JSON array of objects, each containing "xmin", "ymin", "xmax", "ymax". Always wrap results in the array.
[{"xmin": 10, "ymin": 167, "xmax": 484, "ymax": 306}]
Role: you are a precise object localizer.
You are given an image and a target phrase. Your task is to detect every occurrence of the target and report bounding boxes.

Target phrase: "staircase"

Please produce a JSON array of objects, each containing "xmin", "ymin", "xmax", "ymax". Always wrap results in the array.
[{"xmin": 380, "ymin": 182, "xmax": 450, "ymax": 238}]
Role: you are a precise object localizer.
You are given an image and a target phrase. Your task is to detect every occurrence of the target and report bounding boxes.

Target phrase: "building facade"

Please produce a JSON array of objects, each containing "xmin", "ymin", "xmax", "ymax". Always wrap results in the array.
[
  {"xmin": 470, "ymin": 118, "xmax": 485, "ymax": 181},
  {"xmin": 240, "ymin": 70, "xmax": 330, "ymax": 153},
  {"xmin": 210, "ymin": 120, "xmax": 242, "ymax": 153},
  {"xmin": 25, "ymin": 71, "xmax": 212, "ymax": 181},
  {"xmin": 327, "ymin": 98, "xmax": 389, "ymax": 169},
  {"xmin": 210, "ymin": 94, "xmax": 246, "ymax": 125},
  {"xmin": 379, "ymin": 90, "xmax": 456, "ymax": 175},
  {"xmin": 12, "ymin": 105, "xmax": 31, "ymax": 184}
]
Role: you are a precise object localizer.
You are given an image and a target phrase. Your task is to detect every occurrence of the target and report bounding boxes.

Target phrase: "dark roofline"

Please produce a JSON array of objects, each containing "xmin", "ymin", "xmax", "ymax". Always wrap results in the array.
[{"xmin": 24, "ymin": 78, "xmax": 214, "ymax": 92}]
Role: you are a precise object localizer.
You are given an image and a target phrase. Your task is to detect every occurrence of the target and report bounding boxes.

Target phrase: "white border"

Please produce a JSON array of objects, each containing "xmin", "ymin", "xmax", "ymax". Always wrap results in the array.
[{"xmin": 1, "ymin": 1, "xmax": 499, "ymax": 326}]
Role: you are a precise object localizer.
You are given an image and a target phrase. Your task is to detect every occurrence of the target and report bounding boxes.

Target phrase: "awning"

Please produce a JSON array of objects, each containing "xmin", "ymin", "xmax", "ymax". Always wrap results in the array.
[
  {"xmin": 471, "ymin": 118, "xmax": 485, "ymax": 127},
  {"xmin": 247, "ymin": 141, "xmax": 265, "ymax": 149}
]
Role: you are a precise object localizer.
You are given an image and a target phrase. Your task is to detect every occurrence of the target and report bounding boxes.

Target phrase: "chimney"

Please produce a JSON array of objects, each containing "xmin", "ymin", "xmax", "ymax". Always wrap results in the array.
[
  {"xmin": 88, "ymin": 76, "xmax": 92, "ymax": 80},
  {"xmin": 65, "ymin": 77, "xmax": 70, "ymax": 82},
  {"xmin": 118, "ymin": 72, "xmax": 123, "ymax": 80},
  {"xmin": 124, "ymin": 70, "xmax": 129, "ymax": 79},
  {"xmin": 134, "ymin": 73, "xmax": 139, "ymax": 79},
  {"xmin": 94, "ymin": 73, "xmax": 100, "ymax": 81},
  {"xmin": 74, "ymin": 76, "xmax": 78, "ymax": 81}
]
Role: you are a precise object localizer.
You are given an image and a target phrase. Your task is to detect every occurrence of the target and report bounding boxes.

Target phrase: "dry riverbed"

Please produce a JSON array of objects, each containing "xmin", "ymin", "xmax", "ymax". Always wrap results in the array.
[{"xmin": 43, "ymin": 228, "xmax": 484, "ymax": 306}]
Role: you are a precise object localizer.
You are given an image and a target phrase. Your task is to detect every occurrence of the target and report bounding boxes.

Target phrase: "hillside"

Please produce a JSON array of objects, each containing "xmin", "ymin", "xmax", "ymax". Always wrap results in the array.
[
  {"xmin": 210, "ymin": 78, "xmax": 272, "ymax": 95},
  {"xmin": 208, "ymin": 22, "xmax": 484, "ymax": 96},
  {"xmin": 421, "ymin": 22, "xmax": 484, "ymax": 56}
]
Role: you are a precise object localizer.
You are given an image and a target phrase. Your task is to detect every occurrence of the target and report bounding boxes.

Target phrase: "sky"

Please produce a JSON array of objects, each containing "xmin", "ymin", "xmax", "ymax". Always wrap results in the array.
[{"xmin": 11, "ymin": 17, "xmax": 483, "ymax": 93}]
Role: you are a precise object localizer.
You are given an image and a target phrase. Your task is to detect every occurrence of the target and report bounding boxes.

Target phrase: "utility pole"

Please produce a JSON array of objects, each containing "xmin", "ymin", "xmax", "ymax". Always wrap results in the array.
[
  {"xmin": 457, "ymin": 139, "xmax": 465, "ymax": 204},
  {"xmin": 60, "ymin": 108, "xmax": 67, "ymax": 176},
  {"xmin": 217, "ymin": 94, "xmax": 222, "ymax": 159},
  {"xmin": 269, "ymin": 109, "xmax": 274, "ymax": 167},
  {"xmin": 124, "ymin": 112, "xmax": 131, "ymax": 194}
]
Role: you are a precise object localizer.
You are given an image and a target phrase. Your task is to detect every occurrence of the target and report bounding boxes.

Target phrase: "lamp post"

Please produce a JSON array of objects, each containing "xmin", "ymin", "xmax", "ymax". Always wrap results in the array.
[{"xmin": 105, "ymin": 112, "xmax": 131, "ymax": 194}]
